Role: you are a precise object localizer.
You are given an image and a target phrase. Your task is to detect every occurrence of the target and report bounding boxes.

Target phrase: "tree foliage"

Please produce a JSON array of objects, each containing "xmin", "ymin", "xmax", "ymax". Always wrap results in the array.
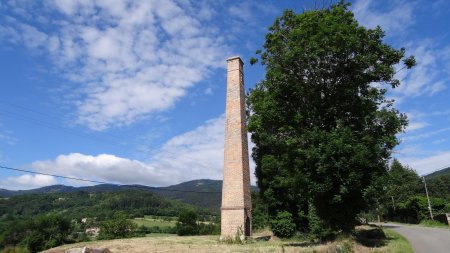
[
  {"xmin": 0, "ymin": 214, "xmax": 72, "ymax": 252},
  {"xmin": 98, "ymin": 212, "xmax": 137, "ymax": 240},
  {"xmin": 251, "ymin": 191, "xmax": 270, "ymax": 230},
  {"xmin": 247, "ymin": 1, "xmax": 413, "ymax": 235},
  {"xmin": 386, "ymin": 159, "xmax": 423, "ymax": 203},
  {"xmin": 270, "ymin": 211, "xmax": 296, "ymax": 238},
  {"xmin": 176, "ymin": 208, "xmax": 199, "ymax": 236},
  {"xmin": 375, "ymin": 160, "xmax": 450, "ymax": 224}
]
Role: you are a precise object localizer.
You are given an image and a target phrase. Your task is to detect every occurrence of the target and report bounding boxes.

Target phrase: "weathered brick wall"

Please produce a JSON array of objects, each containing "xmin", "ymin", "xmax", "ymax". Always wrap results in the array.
[{"xmin": 221, "ymin": 56, "xmax": 252, "ymax": 239}]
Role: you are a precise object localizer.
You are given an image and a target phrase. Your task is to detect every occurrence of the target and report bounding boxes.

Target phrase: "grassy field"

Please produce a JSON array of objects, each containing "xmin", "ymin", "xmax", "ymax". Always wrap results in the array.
[
  {"xmin": 131, "ymin": 217, "xmax": 176, "ymax": 228},
  {"xmin": 42, "ymin": 226, "xmax": 413, "ymax": 253}
]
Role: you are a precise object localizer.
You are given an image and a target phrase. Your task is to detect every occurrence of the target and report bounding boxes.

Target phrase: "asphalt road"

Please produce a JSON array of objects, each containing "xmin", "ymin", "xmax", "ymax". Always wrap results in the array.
[{"xmin": 379, "ymin": 223, "xmax": 450, "ymax": 253}]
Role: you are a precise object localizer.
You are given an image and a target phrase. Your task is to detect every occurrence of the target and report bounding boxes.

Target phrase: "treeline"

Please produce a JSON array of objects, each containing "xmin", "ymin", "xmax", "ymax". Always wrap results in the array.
[
  {"xmin": 0, "ymin": 189, "xmax": 217, "ymax": 252},
  {"xmin": 368, "ymin": 159, "xmax": 450, "ymax": 224},
  {"xmin": 250, "ymin": 160, "xmax": 450, "ymax": 235},
  {"xmin": 1, "ymin": 214, "xmax": 74, "ymax": 252}
]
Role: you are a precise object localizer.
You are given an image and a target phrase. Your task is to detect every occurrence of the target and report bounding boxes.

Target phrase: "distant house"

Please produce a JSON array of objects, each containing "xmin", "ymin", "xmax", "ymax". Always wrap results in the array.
[{"xmin": 81, "ymin": 218, "xmax": 88, "ymax": 223}]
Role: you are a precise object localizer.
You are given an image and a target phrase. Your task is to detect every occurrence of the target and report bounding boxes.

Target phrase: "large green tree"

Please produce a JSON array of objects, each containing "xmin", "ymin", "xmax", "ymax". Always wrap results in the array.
[{"xmin": 247, "ymin": 2, "xmax": 414, "ymax": 235}]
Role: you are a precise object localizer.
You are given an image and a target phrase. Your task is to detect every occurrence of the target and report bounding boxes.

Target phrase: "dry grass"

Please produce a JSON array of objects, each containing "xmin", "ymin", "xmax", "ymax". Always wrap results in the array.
[{"xmin": 42, "ymin": 226, "xmax": 412, "ymax": 253}]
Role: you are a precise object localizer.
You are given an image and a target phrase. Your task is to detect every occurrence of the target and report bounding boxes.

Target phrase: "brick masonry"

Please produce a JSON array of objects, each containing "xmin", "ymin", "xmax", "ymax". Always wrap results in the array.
[{"xmin": 221, "ymin": 56, "xmax": 252, "ymax": 239}]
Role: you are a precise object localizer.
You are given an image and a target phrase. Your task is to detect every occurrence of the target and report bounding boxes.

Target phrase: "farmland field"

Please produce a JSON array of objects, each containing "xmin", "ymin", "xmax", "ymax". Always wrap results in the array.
[{"xmin": 131, "ymin": 216, "xmax": 177, "ymax": 228}]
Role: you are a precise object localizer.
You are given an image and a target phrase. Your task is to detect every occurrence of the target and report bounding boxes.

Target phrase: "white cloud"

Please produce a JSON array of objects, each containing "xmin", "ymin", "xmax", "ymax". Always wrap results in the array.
[
  {"xmin": 2, "ymin": 0, "xmax": 230, "ymax": 130},
  {"xmin": 29, "ymin": 115, "xmax": 257, "ymax": 187},
  {"xmin": 394, "ymin": 41, "xmax": 447, "ymax": 99},
  {"xmin": 400, "ymin": 151, "xmax": 450, "ymax": 175},
  {"xmin": 351, "ymin": 1, "xmax": 448, "ymax": 101},
  {"xmin": 0, "ymin": 174, "xmax": 56, "ymax": 190},
  {"xmin": 352, "ymin": 0, "xmax": 415, "ymax": 35},
  {"xmin": 32, "ymin": 153, "xmax": 172, "ymax": 186}
]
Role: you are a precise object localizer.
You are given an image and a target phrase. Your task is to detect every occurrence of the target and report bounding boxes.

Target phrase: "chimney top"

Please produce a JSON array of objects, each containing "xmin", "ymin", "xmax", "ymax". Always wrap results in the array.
[{"xmin": 226, "ymin": 56, "xmax": 244, "ymax": 64}]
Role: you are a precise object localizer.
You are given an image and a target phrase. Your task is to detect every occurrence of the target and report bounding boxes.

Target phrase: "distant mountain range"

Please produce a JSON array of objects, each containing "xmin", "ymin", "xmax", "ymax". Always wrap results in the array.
[
  {"xmin": 2, "ymin": 166, "xmax": 449, "ymax": 211},
  {"xmin": 0, "ymin": 179, "xmax": 258, "ymax": 211}
]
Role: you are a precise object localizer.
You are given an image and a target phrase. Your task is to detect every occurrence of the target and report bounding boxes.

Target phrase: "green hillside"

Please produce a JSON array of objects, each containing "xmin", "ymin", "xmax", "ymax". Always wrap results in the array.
[
  {"xmin": 0, "ymin": 188, "xmax": 219, "ymax": 252},
  {"xmin": 425, "ymin": 166, "xmax": 450, "ymax": 179},
  {"xmin": 0, "ymin": 189, "xmax": 213, "ymax": 220},
  {"xmin": 424, "ymin": 167, "xmax": 450, "ymax": 201},
  {"xmin": 156, "ymin": 179, "xmax": 223, "ymax": 210}
]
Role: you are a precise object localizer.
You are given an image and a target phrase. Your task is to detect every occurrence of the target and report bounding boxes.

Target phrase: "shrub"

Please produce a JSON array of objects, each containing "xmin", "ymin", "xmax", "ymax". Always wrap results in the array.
[
  {"xmin": 270, "ymin": 211, "xmax": 296, "ymax": 238},
  {"xmin": 98, "ymin": 212, "xmax": 137, "ymax": 240},
  {"xmin": 176, "ymin": 209, "xmax": 198, "ymax": 236}
]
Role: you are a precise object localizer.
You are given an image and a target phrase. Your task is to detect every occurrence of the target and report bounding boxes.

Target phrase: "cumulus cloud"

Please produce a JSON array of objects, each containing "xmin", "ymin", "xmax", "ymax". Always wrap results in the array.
[
  {"xmin": 30, "ymin": 115, "xmax": 257, "ymax": 187},
  {"xmin": 1, "ymin": 0, "xmax": 230, "ymax": 130},
  {"xmin": 352, "ymin": 0, "xmax": 415, "ymax": 35},
  {"xmin": 32, "ymin": 153, "xmax": 172, "ymax": 186},
  {"xmin": 0, "ymin": 174, "xmax": 56, "ymax": 190}
]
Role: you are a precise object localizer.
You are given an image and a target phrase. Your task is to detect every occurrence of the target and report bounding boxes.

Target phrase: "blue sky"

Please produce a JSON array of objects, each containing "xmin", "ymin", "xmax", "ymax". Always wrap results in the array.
[{"xmin": 0, "ymin": 0, "xmax": 449, "ymax": 190}]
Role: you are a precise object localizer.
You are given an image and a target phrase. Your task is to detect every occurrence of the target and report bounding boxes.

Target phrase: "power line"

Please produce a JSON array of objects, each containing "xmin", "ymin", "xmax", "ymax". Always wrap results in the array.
[
  {"xmin": 0, "ymin": 165, "xmax": 222, "ymax": 194},
  {"xmin": 0, "ymin": 108, "xmax": 127, "ymax": 147},
  {"xmin": 0, "ymin": 100, "xmax": 65, "ymax": 121},
  {"xmin": 0, "ymin": 108, "xmax": 191, "ymax": 163},
  {"xmin": 0, "ymin": 99, "xmax": 125, "ymax": 141}
]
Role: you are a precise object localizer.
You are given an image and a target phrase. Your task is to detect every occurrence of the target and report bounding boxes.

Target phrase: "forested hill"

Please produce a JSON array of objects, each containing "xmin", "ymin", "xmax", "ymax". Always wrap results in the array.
[
  {"xmin": 0, "ymin": 179, "xmax": 223, "ymax": 197},
  {"xmin": 0, "ymin": 189, "xmax": 214, "ymax": 221},
  {"xmin": 425, "ymin": 166, "xmax": 450, "ymax": 179},
  {"xmin": 423, "ymin": 167, "xmax": 450, "ymax": 201}
]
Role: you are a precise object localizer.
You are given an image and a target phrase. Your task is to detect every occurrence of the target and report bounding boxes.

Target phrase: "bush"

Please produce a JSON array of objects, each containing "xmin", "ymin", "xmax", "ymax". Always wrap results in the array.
[
  {"xmin": 98, "ymin": 212, "xmax": 137, "ymax": 240},
  {"xmin": 198, "ymin": 223, "xmax": 220, "ymax": 235},
  {"xmin": 270, "ymin": 211, "xmax": 296, "ymax": 238},
  {"xmin": 419, "ymin": 219, "xmax": 449, "ymax": 228},
  {"xmin": 176, "ymin": 209, "xmax": 198, "ymax": 236}
]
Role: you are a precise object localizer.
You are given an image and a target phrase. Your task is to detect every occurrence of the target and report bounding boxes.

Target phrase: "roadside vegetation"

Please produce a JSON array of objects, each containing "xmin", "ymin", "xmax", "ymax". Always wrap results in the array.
[
  {"xmin": 365, "ymin": 159, "xmax": 450, "ymax": 226},
  {"xmin": 419, "ymin": 220, "xmax": 450, "ymax": 229},
  {"xmin": 380, "ymin": 229, "xmax": 413, "ymax": 253}
]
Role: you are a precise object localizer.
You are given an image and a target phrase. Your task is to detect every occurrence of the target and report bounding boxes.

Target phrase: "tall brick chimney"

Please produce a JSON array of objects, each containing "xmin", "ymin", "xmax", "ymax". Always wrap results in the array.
[{"xmin": 221, "ymin": 56, "xmax": 252, "ymax": 240}]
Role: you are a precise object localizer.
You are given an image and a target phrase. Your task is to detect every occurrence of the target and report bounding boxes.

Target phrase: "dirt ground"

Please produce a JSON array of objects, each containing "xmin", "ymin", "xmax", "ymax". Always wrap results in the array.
[{"xmin": 42, "ymin": 236, "xmax": 339, "ymax": 253}]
